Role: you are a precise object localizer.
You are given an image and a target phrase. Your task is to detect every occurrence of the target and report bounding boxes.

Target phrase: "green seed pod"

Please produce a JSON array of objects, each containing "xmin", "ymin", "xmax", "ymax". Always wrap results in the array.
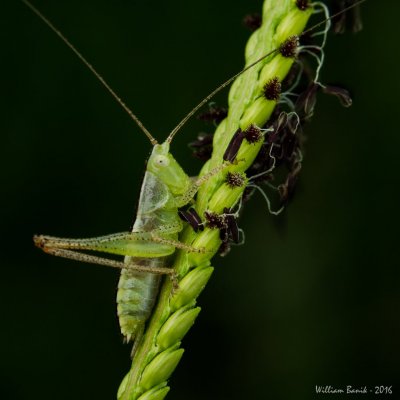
[
  {"xmin": 170, "ymin": 266, "xmax": 214, "ymax": 311},
  {"xmin": 140, "ymin": 347, "xmax": 184, "ymax": 391},
  {"xmin": 258, "ymin": 54, "xmax": 294, "ymax": 89},
  {"xmin": 117, "ymin": 372, "xmax": 129, "ymax": 399},
  {"xmin": 240, "ymin": 97, "xmax": 276, "ymax": 130},
  {"xmin": 137, "ymin": 386, "xmax": 170, "ymax": 400},
  {"xmin": 157, "ymin": 307, "xmax": 201, "ymax": 350},
  {"xmin": 229, "ymin": 140, "xmax": 264, "ymax": 173},
  {"xmin": 275, "ymin": 6, "xmax": 313, "ymax": 43},
  {"xmin": 244, "ymin": 28, "xmax": 260, "ymax": 60},
  {"xmin": 188, "ymin": 230, "xmax": 220, "ymax": 265},
  {"xmin": 226, "ymin": 171, "xmax": 247, "ymax": 187},
  {"xmin": 208, "ymin": 182, "xmax": 245, "ymax": 213},
  {"xmin": 227, "ymin": 74, "xmax": 245, "ymax": 108},
  {"xmin": 212, "ymin": 116, "xmax": 228, "ymax": 146}
]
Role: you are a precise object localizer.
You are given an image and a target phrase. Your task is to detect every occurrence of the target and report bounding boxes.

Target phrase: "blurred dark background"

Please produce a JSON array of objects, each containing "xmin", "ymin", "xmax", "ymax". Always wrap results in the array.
[{"xmin": 1, "ymin": 1, "xmax": 399, "ymax": 399}]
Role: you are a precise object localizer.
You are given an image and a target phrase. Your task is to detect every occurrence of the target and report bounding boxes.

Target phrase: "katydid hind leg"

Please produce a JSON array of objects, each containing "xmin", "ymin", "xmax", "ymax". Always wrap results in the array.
[
  {"xmin": 34, "ymin": 221, "xmax": 208, "ymax": 258},
  {"xmin": 36, "ymin": 246, "xmax": 175, "ymax": 275},
  {"xmin": 33, "ymin": 231, "xmax": 176, "ymax": 258},
  {"xmin": 151, "ymin": 233, "xmax": 208, "ymax": 254}
]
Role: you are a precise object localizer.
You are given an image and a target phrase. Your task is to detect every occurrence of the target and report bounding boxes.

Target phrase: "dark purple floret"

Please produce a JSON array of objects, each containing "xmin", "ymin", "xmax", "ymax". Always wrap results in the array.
[
  {"xmin": 268, "ymin": 112, "xmax": 289, "ymax": 144},
  {"xmin": 178, "ymin": 208, "xmax": 204, "ymax": 232},
  {"xmin": 244, "ymin": 124, "xmax": 263, "ymax": 144},
  {"xmin": 204, "ymin": 211, "xmax": 226, "ymax": 230},
  {"xmin": 332, "ymin": 0, "xmax": 363, "ymax": 34},
  {"xmin": 197, "ymin": 105, "xmax": 227, "ymax": 124},
  {"xmin": 224, "ymin": 208, "xmax": 240, "ymax": 244},
  {"xmin": 226, "ymin": 172, "xmax": 246, "ymax": 188},
  {"xmin": 189, "ymin": 132, "xmax": 214, "ymax": 160},
  {"xmin": 279, "ymin": 35, "xmax": 299, "ymax": 58},
  {"xmin": 218, "ymin": 240, "xmax": 231, "ymax": 257},
  {"xmin": 322, "ymin": 84, "xmax": 353, "ymax": 107},
  {"xmin": 295, "ymin": 83, "xmax": 320, "ymax": 119},
  {"xmin": 223, "ymin": 129, "xmax": 245, "ymax": 162},
  {"xmin": 278, "ymin": 161, "xmax": 302, "ymax": 206},
  {"xmin": 243, "ymin": 13, "xmax": 262, "ymax": 31},
  {"xmin": 263, "ymin": 77, "xmax": 281, "ymax": 101},
  {"xmin": 296, "ymin": 0, "xmax": 310, "ymax": 11}
]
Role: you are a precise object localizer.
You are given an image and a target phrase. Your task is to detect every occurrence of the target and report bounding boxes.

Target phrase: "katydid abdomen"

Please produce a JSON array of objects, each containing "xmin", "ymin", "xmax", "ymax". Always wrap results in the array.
[
  {"xmin": 117, "ymin": 261, "xmax": 162, "ymax": 342},
  {"xmin": 116, "ymin": 168, "xmax": 183, "ymax": 342}
]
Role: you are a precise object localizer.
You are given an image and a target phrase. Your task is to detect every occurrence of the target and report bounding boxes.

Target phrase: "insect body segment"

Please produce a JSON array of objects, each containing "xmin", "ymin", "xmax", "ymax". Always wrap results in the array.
[
  {"xmin": 178, "ymin": 208, "xmax": 204, "ymax": 233},
  {"xmin": 118, "ymin": 263, "xmax": 161, "ymax": 343}
]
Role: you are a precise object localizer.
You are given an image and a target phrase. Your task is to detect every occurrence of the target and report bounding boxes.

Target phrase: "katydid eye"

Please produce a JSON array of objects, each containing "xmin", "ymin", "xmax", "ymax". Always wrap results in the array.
[{"xmin": 154, "ymin": 155, "xmax": 169, "ymax": 167}]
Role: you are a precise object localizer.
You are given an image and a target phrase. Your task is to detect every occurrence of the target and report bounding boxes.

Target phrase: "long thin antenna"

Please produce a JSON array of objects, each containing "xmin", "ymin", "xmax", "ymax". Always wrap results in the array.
[
  {"xmin": 22, "ymin": 0, "xmax": 158, "ymax": 146},
  {"xmin": 166, "ymin": 0, "xmax": 366, "ymax": 143},
  {"xmin": 166, "ymin": 49, "xmax": 276, "ymax": 143}
]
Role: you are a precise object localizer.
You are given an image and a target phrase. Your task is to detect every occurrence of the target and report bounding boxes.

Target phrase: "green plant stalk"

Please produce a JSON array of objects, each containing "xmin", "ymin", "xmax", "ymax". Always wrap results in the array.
[{"xmin": 118, "ymin": 1, "xmax": 313, "ymax": 399}]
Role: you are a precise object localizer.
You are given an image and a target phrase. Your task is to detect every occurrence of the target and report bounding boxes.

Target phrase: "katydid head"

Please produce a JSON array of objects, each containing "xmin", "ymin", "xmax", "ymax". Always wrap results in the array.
[{"xmin": 147, "ymin": 141, "xmax": 190, "ymax": 195}]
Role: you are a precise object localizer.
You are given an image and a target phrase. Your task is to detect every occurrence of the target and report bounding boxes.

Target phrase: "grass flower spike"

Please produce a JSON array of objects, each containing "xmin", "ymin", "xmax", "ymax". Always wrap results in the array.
[{"xmin": 116, "ymin": 1, "xmax": 335, "ymax": 399}]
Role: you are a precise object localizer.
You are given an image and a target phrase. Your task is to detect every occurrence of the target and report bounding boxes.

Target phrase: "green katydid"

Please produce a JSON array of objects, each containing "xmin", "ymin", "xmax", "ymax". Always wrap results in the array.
[
  {"xmin": 25, "ymin": 0, "xmax": 234, "ymax": 347},
  {"xmin": 34, "ymin": 139, "xmax": 226, "ymax": 343}
]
